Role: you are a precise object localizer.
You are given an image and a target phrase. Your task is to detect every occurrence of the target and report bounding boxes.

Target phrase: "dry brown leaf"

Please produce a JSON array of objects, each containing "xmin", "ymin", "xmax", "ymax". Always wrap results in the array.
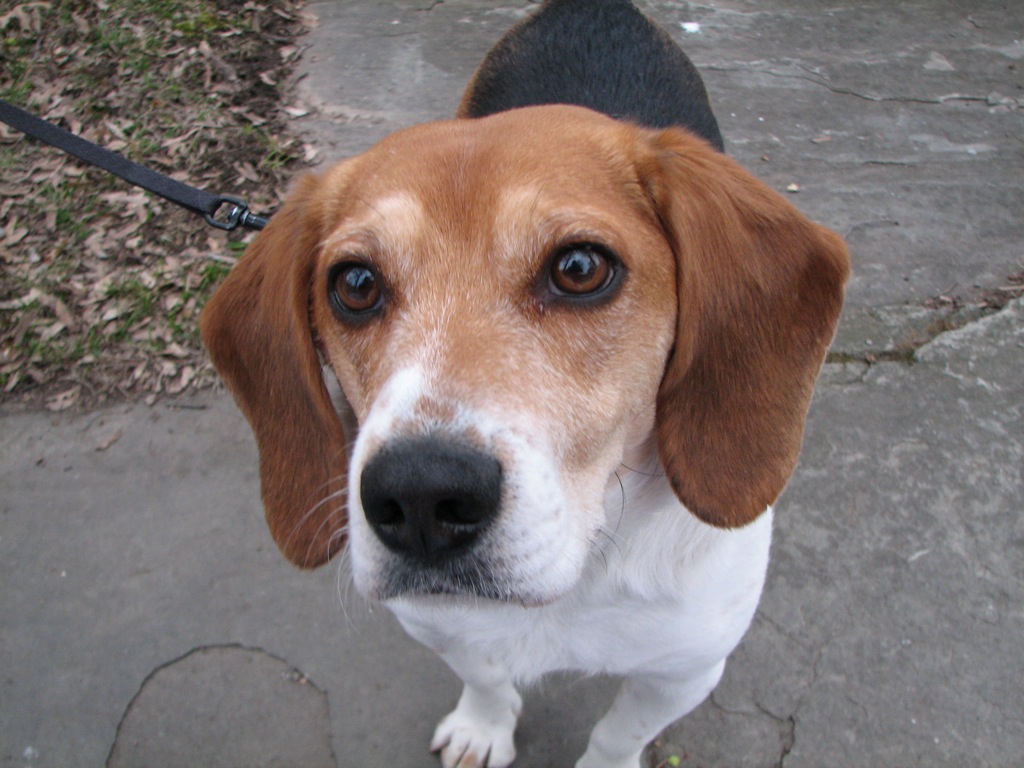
[
  {"xmin": 46, "ymin": 386, "xmax": 80, "ymax": 411},
  {"xmin": 4, "ymin": 223, "xmax": 29, "ymax": 246}
]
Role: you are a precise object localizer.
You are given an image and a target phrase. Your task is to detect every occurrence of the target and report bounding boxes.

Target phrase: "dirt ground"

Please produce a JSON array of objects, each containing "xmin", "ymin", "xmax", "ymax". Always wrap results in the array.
[{"xmin": 0, "ymin": 0, "xmax": 317, "ymax": 411}]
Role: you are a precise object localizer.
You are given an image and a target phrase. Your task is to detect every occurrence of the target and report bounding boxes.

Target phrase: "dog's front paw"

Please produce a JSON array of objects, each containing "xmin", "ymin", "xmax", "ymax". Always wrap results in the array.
[{"xmin": 429, "ymin": 699, "xmax": 518, "ymax": 768}]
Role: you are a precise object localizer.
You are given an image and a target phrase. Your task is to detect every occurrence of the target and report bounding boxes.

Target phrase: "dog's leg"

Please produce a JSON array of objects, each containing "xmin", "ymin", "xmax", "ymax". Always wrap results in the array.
[
  {"xmin": 575, "ymin": 661, "xmax": 726, "ymax": 768},
  {"xmin": 430, "ymin": 650, "xmax": 522, "ymax": 768}
]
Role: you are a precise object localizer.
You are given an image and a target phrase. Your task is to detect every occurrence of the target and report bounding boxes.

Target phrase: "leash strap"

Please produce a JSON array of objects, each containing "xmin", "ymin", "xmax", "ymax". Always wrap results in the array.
[{"xmin": 0, "ymin": 98, "xmax": 268, "ymax": 231}]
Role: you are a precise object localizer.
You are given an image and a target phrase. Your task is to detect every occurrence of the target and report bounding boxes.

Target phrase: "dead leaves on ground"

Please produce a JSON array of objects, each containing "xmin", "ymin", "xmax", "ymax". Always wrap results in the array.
[{"xmin": 1, "ymin": 0, "xmax": 317, "ymax": 410}]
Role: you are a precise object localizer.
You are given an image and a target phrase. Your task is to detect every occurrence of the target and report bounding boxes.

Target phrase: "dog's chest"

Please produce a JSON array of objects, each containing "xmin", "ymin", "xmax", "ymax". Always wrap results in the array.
[{"xmin": 388, "ymin": 509, "xmax": 772, "ymax": 684}]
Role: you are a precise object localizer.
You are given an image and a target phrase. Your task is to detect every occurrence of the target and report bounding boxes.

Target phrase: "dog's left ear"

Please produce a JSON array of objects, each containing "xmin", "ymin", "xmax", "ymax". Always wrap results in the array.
[
  {"xmin": 200, "ymin": 173, "xmax": 348, "ymax": 568},
  {"xmin": 639, "ymin": 128, "xmax": 850, "ymax": 528}
]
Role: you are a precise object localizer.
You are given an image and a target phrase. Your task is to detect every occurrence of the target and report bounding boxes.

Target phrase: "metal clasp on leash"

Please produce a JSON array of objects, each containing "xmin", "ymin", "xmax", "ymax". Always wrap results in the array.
[{"xmin": 205, "ymin": 196, "xmax": 270, "ymax": 232}]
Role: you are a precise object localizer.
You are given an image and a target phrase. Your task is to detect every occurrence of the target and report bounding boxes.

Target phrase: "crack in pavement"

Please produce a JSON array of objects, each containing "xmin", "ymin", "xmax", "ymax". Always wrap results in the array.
[
  {"xmin": 705, "ymin": 61, "xmax": 1008, "ymax": 107},
  {"xmin": 106, "ymin": 644, "xmax": 335, "ymax": 768},
  {"xmin": 827, "ymin": 288, "xmax": 1021, "ymax": 370}
]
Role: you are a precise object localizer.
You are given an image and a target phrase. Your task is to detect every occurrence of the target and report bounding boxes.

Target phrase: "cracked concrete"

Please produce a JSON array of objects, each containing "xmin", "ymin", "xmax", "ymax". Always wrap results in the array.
[
  {"xmin": 2, "ymin": 1, "xmax": 1022, "ymax": 767},
  {"xmin": 107, "ymin": 645, "xmax": 337, "ymax": 768}
]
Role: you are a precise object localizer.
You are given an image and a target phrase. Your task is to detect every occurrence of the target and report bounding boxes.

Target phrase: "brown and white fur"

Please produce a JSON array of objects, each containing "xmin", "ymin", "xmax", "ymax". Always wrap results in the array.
[{"xmin": 200, "ymin": 2, "xmax": 849, "ymax": 766}]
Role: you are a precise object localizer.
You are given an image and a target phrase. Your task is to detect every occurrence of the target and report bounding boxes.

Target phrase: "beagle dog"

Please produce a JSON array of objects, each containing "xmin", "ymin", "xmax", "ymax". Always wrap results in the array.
[{"xmin": 200, "ymin": 1, "xmax": 849, "ymax": 766}]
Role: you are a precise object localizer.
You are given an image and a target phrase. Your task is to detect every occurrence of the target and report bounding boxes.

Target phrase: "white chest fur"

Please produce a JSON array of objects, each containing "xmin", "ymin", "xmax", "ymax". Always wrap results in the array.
[{"xmin": 388, "ymin": 475, "xmax": 773, "ymax": 687}]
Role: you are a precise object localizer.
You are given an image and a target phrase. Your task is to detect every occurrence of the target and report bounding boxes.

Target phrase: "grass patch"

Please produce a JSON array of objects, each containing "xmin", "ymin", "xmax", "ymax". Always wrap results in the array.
[{"xmin": 0, "ymin": 0, "xmax": 314, "ymax": 409}]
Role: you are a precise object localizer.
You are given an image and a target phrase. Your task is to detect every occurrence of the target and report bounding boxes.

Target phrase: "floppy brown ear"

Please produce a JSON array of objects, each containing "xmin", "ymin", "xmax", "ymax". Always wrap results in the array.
[
  {"xmin": 200, "ymin": 173, "xmax": 348, "ymax": 567},
  {"xmin": 640, "ymin": 128, "xmax": 850, "ymax": 528}
]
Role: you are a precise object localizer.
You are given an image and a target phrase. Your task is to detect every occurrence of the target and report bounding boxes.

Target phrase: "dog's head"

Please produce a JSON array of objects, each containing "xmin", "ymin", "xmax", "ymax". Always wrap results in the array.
[{"xmin": 200, "ymin": 105, "xmax": 848, "ymax": 604}]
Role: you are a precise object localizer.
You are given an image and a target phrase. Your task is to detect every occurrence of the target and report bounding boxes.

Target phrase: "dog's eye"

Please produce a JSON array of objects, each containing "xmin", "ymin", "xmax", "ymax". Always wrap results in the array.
[
  {"xmin": 549, "ymin": 245, "xmax": 616, "ymax": 297},
  {"xmin": 328, "ymin": 262, "xmax": 383, "ymax": 318}
]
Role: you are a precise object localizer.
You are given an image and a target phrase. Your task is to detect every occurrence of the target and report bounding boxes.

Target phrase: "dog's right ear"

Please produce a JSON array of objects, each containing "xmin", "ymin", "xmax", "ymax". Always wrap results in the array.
[{"xmin": 200, "ymin": 173, "xmax": 348, "ymax": 568}]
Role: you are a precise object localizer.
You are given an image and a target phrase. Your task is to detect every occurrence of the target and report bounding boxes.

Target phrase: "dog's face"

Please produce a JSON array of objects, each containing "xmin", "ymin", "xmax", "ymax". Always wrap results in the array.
[
  {"xmin": 311, "ymin": 111, "xmax": 677, "ymax": 603},
  {"xmin": 201, "ymin": 105, "xmax": 848, "ymax": 604}
]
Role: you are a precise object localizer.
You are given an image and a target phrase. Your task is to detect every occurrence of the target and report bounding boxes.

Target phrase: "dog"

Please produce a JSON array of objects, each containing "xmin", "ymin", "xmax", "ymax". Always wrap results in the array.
[{"xmin": 200, "ymin": 1, "xmax": 849, "ymax": 766}]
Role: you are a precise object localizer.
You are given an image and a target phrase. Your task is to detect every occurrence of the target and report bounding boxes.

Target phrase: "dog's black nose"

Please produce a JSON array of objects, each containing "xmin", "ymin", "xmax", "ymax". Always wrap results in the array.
[{"xmin": 360, "ymin": 438, "xmax": 502, "ymax": 561}]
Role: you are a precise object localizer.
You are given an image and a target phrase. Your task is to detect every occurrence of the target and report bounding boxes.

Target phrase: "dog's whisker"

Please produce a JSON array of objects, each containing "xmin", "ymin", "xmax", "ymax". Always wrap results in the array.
[
  {"xmin": 618, "ymin": 461, "xmax": 665, "ymax": 478},
  {"xmin": 332, "ymin": 546, "xmax": 362, "ymax": 631},
  {"xmin": 299, "ymin": 500, "xmax": 349, "ymax": 566},
  {"xmin": 590, "ymin": 534, "xmax": 613, "ymax": 574},
  {"xmin": 613, "ymin": 469, "xmax": 627, "ymax": 522},
  {"xmin": 281, "ymin": 492, "xmax": 340, "ymax": 554},
  {"xmin": 278, "ymin": 475, "xmax": 350, "ymax": 567}
]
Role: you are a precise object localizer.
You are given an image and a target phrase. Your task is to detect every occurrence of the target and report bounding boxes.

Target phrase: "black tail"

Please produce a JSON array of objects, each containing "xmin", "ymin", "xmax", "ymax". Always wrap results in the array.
[{"xmin": 461, "ymin": 0, "xmax": 724, "ymax": 152}]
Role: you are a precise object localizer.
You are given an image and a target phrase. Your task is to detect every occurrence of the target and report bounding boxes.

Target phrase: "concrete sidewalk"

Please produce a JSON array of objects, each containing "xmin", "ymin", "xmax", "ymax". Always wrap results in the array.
[{"xmin": 2, "ymin": 2, "xmax": 1022, "ymax": 766}]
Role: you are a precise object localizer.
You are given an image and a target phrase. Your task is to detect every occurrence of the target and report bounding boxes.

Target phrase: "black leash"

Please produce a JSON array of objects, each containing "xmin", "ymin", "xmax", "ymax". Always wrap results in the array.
[{"xmin": 0, "ymin": 98, "xmax": 269, "ymax": 232}]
